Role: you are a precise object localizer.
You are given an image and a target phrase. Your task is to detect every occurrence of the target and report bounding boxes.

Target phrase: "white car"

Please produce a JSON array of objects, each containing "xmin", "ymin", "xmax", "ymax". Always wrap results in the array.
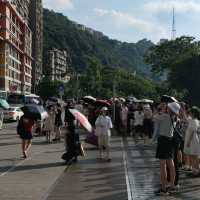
[{"xmin": 4, "ymin": 107, "xmax": 24, "ymax": 121}]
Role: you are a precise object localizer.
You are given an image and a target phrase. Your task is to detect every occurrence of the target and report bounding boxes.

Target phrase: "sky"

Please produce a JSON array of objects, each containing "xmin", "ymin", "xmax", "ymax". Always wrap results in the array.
[{"xmin": 43, "ymin": 0, "xmax": 200, "ymax": 43}]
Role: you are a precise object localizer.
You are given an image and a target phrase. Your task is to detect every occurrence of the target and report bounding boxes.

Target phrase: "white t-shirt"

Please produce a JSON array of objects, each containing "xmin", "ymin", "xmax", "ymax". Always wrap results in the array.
[
  {"xmin": 134, "ymin": 111, "xmax": 144, "ymax": 126},
  {"xmin": 95, "ymin": 115, "xmax": 113, "ymax": 136}
]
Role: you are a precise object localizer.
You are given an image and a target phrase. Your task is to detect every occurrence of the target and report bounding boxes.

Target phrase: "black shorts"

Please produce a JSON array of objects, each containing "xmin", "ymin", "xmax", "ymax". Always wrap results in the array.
[
  {"xmin": 20, "ymin": 132, "xmax": 33, "ymax": 140},
  {"xmin": 143, "ymin": 119, "xmax": 153, "ymax": 137},
  {"xmin": 156, "ymin": 136, "xmax": 174, "ymax": 160}
]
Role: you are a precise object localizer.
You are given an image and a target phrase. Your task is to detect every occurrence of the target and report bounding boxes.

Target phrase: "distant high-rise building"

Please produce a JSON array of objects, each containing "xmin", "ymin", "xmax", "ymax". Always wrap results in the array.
[
  {"xmin": 29, "ymin": 0, "xmax": 43, "ymax": 93},
  {"xmin": 0, "ymin": 1, "xmax": 32, "ymax": 94},
  {"xmin": 47, "ymin": 48, "xmax": 70, "ymax": 82}
]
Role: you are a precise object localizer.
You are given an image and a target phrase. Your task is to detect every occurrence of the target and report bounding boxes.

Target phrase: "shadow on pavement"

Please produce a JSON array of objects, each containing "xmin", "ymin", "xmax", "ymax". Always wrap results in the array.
[{"xmin": 0, "ymin": 162, "xmax": 65, "ymax": 173}]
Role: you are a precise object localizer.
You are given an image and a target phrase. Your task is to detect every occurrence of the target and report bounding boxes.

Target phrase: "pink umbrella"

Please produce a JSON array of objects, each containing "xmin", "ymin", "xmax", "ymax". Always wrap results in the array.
[{"xmin": 69, "ymin": 109, "xmax": 92, "ymax": 133}]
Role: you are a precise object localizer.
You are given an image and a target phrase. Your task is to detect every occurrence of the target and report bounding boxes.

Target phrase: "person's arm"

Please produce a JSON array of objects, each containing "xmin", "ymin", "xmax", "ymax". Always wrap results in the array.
[
  {"xmin": 152, "ymin": 118, "xmax": 159, "ymax": 142},
  {"xmin": 108, "ymin": 117, "xmax": 113, "ymax": 129}
]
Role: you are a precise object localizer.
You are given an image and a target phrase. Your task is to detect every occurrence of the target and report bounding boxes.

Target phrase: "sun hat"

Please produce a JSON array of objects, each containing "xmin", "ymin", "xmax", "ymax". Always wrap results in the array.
[
  {"xmin": 168, "ymin": 102, "xmax": 181, "ymax": 115},
  {"xmin": 101, "ymin": 107, "xmax": 108, "ymax": 111}
]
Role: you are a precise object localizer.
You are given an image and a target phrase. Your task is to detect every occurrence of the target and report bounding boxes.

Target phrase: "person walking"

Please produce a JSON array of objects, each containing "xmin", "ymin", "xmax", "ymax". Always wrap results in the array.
[
  {"xmin": 133, "ymin": 106, "xmax": 144, "ymax": 143},
  {"xmin": 95, "ymin": 107, "xmax": 113, "ymax": 161},
  {"xmin": 63, "ymin": 104, "xmax": 79, "ymax": 163},
  {"xmin": 17, "ymin": 116, "xmax": 35, "ymax": 158},
  {"xmin": 184, "ymin": 106, "xmax": 200, "ymax": 176},
  {"xmin": 120, "ymin": 103, "xmax": 128, "ymax": 135},
  {"xmin": 114, "ymin": 100, "xmax": 122, "ymax": 135},
  {"xmin": 143, "ymin": 104, "xmax": 153, "ymax": 144},
  {"xmin": 155, "ymin": 102, "xmax": 180, "ymax": 195},
  {"xmin": 44, "ymin": 105, "xmax": 55, "ymax": 143},
  {"xmin": 53, "ymin": 103, "xmax": 63, "ymax": 142}
]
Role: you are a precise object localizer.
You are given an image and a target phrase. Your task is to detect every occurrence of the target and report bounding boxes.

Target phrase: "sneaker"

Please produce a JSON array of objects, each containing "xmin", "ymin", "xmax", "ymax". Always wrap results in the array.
[{"xmin": 154, "ymin": 188, "xmax": 169, "ymax": 196}]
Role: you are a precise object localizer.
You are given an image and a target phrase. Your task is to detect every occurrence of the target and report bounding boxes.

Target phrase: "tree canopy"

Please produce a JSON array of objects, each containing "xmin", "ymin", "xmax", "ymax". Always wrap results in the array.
[
  {"xmin": 145, "ymin": 36, "xmax": 200, "ymax": 74},
  {"xmin": 145, "ymin": 36, "xmax": 200, "ymax": 105}
]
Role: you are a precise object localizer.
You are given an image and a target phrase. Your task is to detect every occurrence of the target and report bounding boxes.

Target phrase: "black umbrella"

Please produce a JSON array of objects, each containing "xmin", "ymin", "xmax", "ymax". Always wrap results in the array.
[
  {"xmin": 21, "ymin": 104, "xmax": 48, "ymax": 120},
  {"xmin": 161, "ymin": 95, "xmax": 178, "ymax": 103}
]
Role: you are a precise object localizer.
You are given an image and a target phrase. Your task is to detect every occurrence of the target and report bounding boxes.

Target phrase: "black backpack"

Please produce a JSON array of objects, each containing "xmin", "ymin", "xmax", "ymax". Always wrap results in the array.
[{"xmin": 17, "ymin": 117, "xmax": 25, "ymax": 135}]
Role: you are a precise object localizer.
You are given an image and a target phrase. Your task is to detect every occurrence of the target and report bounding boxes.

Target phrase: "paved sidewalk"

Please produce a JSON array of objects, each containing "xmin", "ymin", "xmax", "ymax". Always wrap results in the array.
[
  {"xmin": 0, "ymin": 123, "xmax": 67, "ymax": 200},
  {"xmin": 46, "ymin": 136, "xmax": 200, "ymax": 200},
  {"xmin": 2, "ymin": 123, "xmax": 200, "ymax": 200},
  {"xmin": 46, "ymin": 137, "xmax": 128, "ymax": 200}
]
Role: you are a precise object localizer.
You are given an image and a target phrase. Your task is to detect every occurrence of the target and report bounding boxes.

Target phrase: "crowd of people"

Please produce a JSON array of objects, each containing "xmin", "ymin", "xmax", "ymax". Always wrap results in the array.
[
  {"xmin": 16, "ymin": 95, "xmax": 200, "ymax": 196},
  {"xmin": 153, "ymin": 101, "xmax": 200, "ymax": 196}
]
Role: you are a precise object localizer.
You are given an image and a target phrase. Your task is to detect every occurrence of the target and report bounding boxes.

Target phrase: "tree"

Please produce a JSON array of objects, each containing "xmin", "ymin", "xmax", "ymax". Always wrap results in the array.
[
  {"xmin": 38, "ymin": 77, "xmax": 63, "ymax": 100},
  {"xmin": 145, "ymin": 36, "xmax": 200, "ymax": 105},
  {"xmin": 170, "ymin": 55, "xmax": 200, "ymax": 105},
  {"xmin": 145, "ymin": 36, "xmax": 200, "ymax": 75}
]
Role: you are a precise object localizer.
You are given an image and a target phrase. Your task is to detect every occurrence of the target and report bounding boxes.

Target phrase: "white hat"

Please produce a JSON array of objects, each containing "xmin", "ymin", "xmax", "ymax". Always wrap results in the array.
[
  {"xmin": 143, "ymin": 104, "xmax": 150, "ymax": 109},
  {"xmin": 101, "ymin": 107, "xmax": 108, "ymax": 111},
  {"xmin": 168, "ymin": 102, "xmax": 180, "ymax": 115}
]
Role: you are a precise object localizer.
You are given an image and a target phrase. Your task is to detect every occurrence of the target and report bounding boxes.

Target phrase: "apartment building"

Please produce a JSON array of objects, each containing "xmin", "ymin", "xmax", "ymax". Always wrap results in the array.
[
  {"xmin": 8, "ymin": 0, "xmax": 43, "ymax": 93},
  {"xmin": 29, "ymin": 0, "xmax": 43, "ymax": 93},
  {"xmin": 9, "ymin": 0, "xmax": 30, "ymax": 23},
  {"xmin": 0, "ymin": 1, "xmax": 32, "ymax": 94},
  {"xmin": 47, "ymin": 48, "xmax": 69, "ymax": 82}
]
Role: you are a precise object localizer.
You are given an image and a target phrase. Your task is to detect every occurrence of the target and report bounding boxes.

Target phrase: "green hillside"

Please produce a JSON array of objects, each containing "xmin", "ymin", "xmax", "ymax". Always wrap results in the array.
[{"xmin": 43, "ymin": 9, "xmax": 154, "ymax": 76}]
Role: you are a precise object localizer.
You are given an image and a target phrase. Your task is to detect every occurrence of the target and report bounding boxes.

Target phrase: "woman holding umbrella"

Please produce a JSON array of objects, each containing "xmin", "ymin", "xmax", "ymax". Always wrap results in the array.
[
  {"xmin": 63, "ymin": 103, "xmax": 79, "ymax": 163},
  {"xmin": 17, "ymin": 115, "xmax": 35, "ymax": 158}
]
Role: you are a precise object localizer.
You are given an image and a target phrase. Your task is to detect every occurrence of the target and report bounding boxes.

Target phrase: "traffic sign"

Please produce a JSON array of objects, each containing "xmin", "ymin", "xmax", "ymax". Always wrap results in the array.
[{"xmin": 58, "ymin": 84, "xmax": 65, "ymax": 96}]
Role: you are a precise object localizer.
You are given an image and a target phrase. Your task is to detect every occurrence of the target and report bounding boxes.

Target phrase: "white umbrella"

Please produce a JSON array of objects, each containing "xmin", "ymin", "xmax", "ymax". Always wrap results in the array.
[
  {"xmin": 140, "ymin": 99, "xmax": 154, "ymax": 104},
  {"xmin": 82, "ymin": 96, "xmax": 96, "ymax": 103}
]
